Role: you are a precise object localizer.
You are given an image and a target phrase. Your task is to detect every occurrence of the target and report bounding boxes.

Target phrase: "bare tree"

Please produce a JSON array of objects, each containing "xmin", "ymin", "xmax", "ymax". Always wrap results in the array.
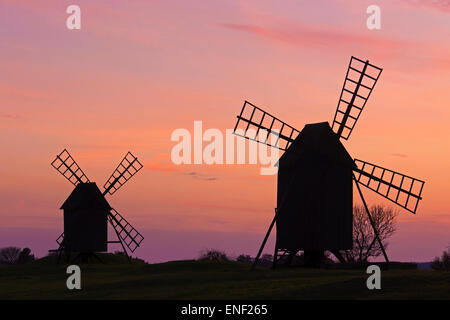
[
  {"xmin": 341, "ymin": 205, "xmax": 398, "ymax": 264},
  {"xmin": 431, "ymin": 245, "xmax": 450, "ymax": 270},
  {"xmin": 0, "ymin": 247, "xmax": 21, "ymax": 265}
]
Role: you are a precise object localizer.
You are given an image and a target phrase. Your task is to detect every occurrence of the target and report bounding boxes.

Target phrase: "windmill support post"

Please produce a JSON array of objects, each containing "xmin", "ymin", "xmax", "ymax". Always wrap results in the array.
[
  {"xmin": 91, "ymin": 253, "xmax": 104, "ymax": 264},
  {"xmin": 49, "ymin": 238, "xmax": 67, "ymax": 264},
  {"xmin": 272, "ymin": 244, "xmax": 279, "ymax": 269},
  {"xmin": 251, "ymin": 208, "xmax": 278, "ymax": 270},
  {"xmin": 365, "ymin": 237, "xmax": 377, "ymax": 260},
  {"xmin": 353, "ymin": 173, "xmax": 390, "ymax": 265},
  {"xmin": 55, "ymin": 244, "xmax": 65, "ymax": 264},
  {"xmin": 268, "ymin": 169, "xmax": 306, "ymax": 270},
  {"xmin": 330, "ymin": 250, "xmax": 346, "ymax": 264},
  {"xmin": 71, "ymin": 252, "xmax": 104, "ymax": 264}
]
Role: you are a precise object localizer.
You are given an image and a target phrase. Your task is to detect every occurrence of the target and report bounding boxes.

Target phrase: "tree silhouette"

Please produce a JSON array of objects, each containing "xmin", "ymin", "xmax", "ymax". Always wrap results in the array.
[
  {"xmin": 340, "ymin": 205, "xmax": 398, "ymax": 264},
  {"xmin": 17, "ymin": 248, "xmax": 35, "ymax": 264},
  {"xmin": 0, "ymin": 247, "xmax": 21, "ymax": 264},
  {"xmin": 431, "ymin": 246, "xmax": 450, "ymax": 270}
]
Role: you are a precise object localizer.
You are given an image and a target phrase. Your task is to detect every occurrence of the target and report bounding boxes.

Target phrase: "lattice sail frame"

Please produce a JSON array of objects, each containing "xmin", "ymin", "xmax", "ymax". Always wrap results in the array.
[
  {"xmin": 108, "ymin": 209, "xmax": 144, "ymax": 253},
  {"xmin": 233, "ymin": 100, "xmax": 300, "ymax": 150},
  {"xmin": 56, "ymin": 232, "xmax": 64, "ymax": 246},
  {"xmin": 103, "ymin": 152, "xmax": 143, "ymax": 195},
  {"xmin": 332, "ymin": 56, "xmax": 382, "ymax": 140},
  {"xmin": 353, "ymin": 159, "xmax": 425, "ymax": 214},
  {"xmin": 51, "ymin": 149, "xmax": 90, "ymax": 186}
]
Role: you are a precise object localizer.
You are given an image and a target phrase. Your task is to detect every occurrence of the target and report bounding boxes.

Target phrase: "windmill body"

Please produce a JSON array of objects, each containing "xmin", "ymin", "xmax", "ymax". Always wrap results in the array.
[
  {"xmin": 61, "ymin": 182, "xmax": 110, "ymax": 253},
  {"xmin": 277, "ymin": 122, "xmax": 353, "ymax": 255},
  {"xmin": 232, "ymin": 57, "xmax": 425, "ymax": 268}
]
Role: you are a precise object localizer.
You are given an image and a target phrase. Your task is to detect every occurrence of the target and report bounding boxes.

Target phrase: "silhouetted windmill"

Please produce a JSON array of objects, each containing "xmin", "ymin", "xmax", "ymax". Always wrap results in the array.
[
  {"xmin": 232, "ymin": 56, "xmax": 425, "ymax": 268},
  {"xmin": 50, "ymin": 149, "xmax": 144, "ymax": 263}
]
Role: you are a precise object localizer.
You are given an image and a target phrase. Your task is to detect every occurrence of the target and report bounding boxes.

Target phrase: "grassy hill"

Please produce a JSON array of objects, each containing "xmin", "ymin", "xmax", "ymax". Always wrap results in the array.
[{"xmin": 0, "ymin": 254, "xmax": 449, "ymax": 299}]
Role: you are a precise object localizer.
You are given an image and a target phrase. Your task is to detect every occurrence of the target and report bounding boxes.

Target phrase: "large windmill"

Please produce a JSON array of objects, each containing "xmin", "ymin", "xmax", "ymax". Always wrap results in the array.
[
  {"xmin": 232, "ymin": 56, "xmax": 425, "ymax": 268},
  {"xmin": 50, "ymin": 149, "xmax": 144, "ymax": 263}
]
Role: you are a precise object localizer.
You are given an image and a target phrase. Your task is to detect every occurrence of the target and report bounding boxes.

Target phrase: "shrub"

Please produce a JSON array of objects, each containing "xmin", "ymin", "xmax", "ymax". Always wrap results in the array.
[
  {"xmin": 17, "ymin": 248, "xmax": 35, "ymax": 264},
  {"xmin": 261, "ymin": 254, "xmax": 273, "ymax": 262},
  {"xmin": 236, "ymin": 254, "xmax": 252, "ymax": 264},
  {"xmin": 199, "ymin": 249, "xmax": 228, "ymax": 262}
]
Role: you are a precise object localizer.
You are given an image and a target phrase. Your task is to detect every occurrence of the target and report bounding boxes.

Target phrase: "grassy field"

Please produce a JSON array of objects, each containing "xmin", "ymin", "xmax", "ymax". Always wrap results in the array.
[{"xmin": 0, "ymin": 255, "xmax": 449, "ymax": 299}]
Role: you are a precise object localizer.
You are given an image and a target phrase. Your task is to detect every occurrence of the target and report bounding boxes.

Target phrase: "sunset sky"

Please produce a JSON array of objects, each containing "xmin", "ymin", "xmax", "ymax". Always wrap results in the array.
[{"xmin": 0, "ymin": 0, "xmax": 449, "ymax": 262}]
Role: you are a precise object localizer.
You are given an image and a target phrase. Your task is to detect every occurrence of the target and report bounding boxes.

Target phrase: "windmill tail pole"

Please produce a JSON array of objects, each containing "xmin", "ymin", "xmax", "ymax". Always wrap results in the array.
[
  {"xmin": 251, "ymin": 208, "xmax": 278, "ymax": 270},
  {"xmin": 353, "ymin": 173, "xmax": 390, "ymax": 264}
]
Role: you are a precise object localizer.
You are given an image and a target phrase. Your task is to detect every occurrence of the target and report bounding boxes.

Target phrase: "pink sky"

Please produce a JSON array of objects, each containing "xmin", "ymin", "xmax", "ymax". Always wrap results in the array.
[{"xmin": 0, "ymin": 0, "xmax": 449, "ymax": 262}]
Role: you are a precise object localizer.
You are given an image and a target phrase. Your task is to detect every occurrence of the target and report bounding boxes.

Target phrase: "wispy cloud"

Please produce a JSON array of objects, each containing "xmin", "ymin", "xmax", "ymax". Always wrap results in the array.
[
  {"xmin": 145, "ymin": 161, "xmax": 181, "ymax": 173},
  {"xmin": 181, "ymin": 201, "xmax": 268, "ymax": 215},
  {"xmin": 221, "ymin": 23, "xmax": 406, "ymax": 52},
  {"xmin": 144, "ymin": 153, "xmax": 181, "ymax": 173},
  {"xmin": 391, "ymin": 153, "xmax": 408, "ymax": 158},
  {"xmin": 220, "ymin": 21, "xmax": 450, "ymax": 73},
  {"xmin": 145, "ymin": 160, "xmax": 217, "ymax": 180},
  {"xmin": 184, "ymin": 171, "xmax": 217, "ymax": 181},
  {"xmin": 0, "ymin": 113, "xmax": 20, "ymax": 119},
  {"xmin": 402, "ymin": 0, "xmax": 450, "ymax": 14}
]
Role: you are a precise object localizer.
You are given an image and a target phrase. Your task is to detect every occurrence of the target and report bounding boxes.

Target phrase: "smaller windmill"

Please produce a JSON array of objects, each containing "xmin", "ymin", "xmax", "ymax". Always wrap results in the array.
[{"xmin": 50, "ymin": 149, "xmax": 144, "ymax": 263}]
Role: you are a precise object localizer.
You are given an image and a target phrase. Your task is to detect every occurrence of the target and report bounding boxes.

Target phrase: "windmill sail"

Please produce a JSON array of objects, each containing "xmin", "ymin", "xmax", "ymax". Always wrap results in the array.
[
  {"xmin": 332, "ymin": 57, "xmax": 382, "ymax": 140},
  {"xmin": 56, "ymin": 232, "xmax": 64, "ymax": 245},
  {"xmin": 353, "ymin": 159, "xmax": 425, "ymax": 214},
  {"xmin": 103, "ymin": 152, "xmax": 143, "ymax": 196},
  {"xmin": 233, "ymin": 100, "xmax": 300, "ymax": 150},
  {"xmin": 51, "ymin": 149, "xmax": 90, "ymax": 186},
  {"xmin": 108, "ymin": 209, "xmax": 144, "ymax": 253}
]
